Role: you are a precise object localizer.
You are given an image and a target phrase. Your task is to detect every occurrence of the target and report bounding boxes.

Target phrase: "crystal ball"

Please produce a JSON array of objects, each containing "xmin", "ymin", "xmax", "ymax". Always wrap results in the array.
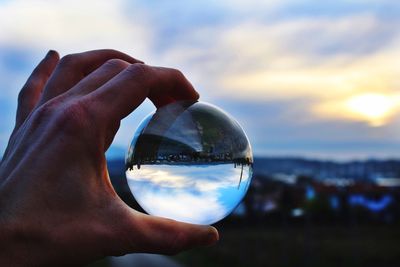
[{"xmin": 125, "ymin": 101, "xmax": 253, "ymax": 225}]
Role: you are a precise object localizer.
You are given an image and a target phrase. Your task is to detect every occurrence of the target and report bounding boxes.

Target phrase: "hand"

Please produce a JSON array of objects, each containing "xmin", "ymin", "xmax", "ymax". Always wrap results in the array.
[{"xmin": 0, "ymin": 49, "xmax": 218, "ymax": 267}]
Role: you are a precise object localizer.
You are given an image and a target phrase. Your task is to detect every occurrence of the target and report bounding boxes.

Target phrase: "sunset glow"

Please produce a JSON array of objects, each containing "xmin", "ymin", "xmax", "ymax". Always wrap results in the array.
[{"xmin": 346, "ymin": 94, "xmax": 399, "ymax": 127}]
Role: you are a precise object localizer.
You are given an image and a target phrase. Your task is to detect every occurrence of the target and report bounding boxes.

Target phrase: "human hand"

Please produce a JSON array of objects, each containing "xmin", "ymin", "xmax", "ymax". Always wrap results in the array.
[{"xmin": 0, "ymin": 49, "xmax": 218, "ymax": 267}]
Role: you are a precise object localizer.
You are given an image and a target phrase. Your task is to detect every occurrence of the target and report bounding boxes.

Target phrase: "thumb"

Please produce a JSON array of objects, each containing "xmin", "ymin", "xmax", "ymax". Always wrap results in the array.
[{"xmin": 117, "ymin": 208, "xmax": 219, "ymax": 255}]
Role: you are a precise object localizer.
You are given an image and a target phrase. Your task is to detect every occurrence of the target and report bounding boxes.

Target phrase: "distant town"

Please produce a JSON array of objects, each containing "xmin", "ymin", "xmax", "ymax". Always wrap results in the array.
[
  {"xmin": 126, "ymin": 151, "xmax": 253, "ymax": 170},
  {"xmin": 110, "ymin": 156, "xmax": 400, "ymax": 225},
  {"xmin": 245, "ymin": 157, "xmax": 400, "ymax": 224},
  {"xmin": 253, "ymin": 157, "xmax": 400, "ymax": 186},
  {"xmin": 125, "ymin": 134, "xmax": 253, "ymax": 170}
]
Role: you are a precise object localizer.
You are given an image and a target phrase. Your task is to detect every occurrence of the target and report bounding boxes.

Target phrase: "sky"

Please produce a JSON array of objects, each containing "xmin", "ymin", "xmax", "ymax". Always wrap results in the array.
[
  {"xmin": 0, "ymin": 0, "xmax": 399, "ymax": 160},
  {"xmin": 127, "ymin": 164, "xmax": 251, "ymax": 224}
]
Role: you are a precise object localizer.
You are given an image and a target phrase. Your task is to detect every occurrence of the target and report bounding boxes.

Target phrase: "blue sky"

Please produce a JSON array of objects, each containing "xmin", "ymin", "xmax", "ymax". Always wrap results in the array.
[
  {"xmin": 126, "ymin": 164, "xmax": 251, "ymax": 224},
  {"xmin": 0, "ymin": 0, "xmax": 399, "ymax": 160}
]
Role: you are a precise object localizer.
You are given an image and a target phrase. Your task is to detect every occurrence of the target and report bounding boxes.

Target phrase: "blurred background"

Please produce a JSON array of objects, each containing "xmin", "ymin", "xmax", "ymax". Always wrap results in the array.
[{"xmin": 0, "ymin": 0, "xmax": 399, "ymax": 266}]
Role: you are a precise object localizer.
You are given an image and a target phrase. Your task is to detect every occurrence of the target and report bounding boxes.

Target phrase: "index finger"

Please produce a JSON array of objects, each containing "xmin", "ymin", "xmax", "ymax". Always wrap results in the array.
[{"xmin": 88, "ymin": 64, "xmax": 200, "ymax": 122}]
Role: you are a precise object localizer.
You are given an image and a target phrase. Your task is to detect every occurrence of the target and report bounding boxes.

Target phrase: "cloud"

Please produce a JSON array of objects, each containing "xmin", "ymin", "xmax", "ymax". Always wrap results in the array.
[
  {"xmin": 132, "ymin": 187, "xmax": 226, "ymax": 225},
  {"xmin": 215, "ymin": 97, "xmax": 400, "ymax": 159},
  {"xmin": 156, "ymin": 13, "xmax": 400, "ymax": 127},
  {"xmin": 0, "ymin": 0, "xmax": 152, "ymax": 56},
  {"xmin": 314, "ymin": 92, "xmax": 400, "ymax": 127},
  {"xmin": 160, "ymin": 13, "xmax": 398, "ymax": 97},
  {"xmin": 0, "ymin": 0, "xmax": 155, "ymax": 106},
  {"xmin": 0, "ymin": 0, "xmax": 156, "ymax": 155},
  {"xmin": 126, "ymin": 164, "xmax": 250, "ymax": 224},
  {"xmin": 1, "ymin": 0, "xmax": 399, "ymax": 159}
]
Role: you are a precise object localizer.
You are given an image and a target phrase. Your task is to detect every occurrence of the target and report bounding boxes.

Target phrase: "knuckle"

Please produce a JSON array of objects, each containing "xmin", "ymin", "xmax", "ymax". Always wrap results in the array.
[
  {"xmin": 29, "ymin": 99, "xmax": 98, "ymax": 145},
  {"xmin": 55, "ymin": 101, "xmax": 91, "ymax": 133},
  {"xmin": 59, "ymin": 54, "xmax": 79, "ymax": 68},
  {"xmin": 103, "ymin": 58, "xmax": 130, "ymax": 70},
  {"xmin": 125, "ymin": 63, "xmax": 151, "ymax": 79},
  {"xmin": 102, "ymin": 48, "xmax": 120, "ymax": 54},
  {"xmin": 32, "ymin": 100, "xmax": 58, "ymax": 124},
  {"xmin": 168, "ymin": 68, "xmax": 186, "ymax": 82},
  {"xmin": 18, "ymin": 79, "xmax": 40, "ymax": 103}
]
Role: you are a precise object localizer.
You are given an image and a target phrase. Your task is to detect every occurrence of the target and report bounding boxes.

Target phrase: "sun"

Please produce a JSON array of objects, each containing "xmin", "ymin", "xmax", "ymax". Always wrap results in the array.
[{"xmin": 345, "ymin": 93, "xmax": 398, "ymax": 127}]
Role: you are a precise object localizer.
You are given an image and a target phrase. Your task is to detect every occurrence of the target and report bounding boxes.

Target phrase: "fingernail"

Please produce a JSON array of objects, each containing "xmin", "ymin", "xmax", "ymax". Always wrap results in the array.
[
  {"xmin": 204, "ymin": 227, "xmax": 219, "ymax": 245},
  {"xmin": 45, "ymin": 50, "xmax": 57, "ymax": 58},
  {"xmin": 194, "ymin": 90, "xmax": 200, "ymax": 99}
]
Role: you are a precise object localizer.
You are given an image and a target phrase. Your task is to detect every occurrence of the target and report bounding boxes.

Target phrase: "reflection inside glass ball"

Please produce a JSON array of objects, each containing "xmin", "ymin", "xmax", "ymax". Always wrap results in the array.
[{"xmin": 125, "ymin": 101, "xmax": 253, "ymax": 225}]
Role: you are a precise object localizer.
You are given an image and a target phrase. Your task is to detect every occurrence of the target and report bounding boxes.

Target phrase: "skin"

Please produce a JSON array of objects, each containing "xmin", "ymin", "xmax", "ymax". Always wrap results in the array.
[{"xmin": 0, "ymin": 49, "xmax": 219, "ymax": 267}]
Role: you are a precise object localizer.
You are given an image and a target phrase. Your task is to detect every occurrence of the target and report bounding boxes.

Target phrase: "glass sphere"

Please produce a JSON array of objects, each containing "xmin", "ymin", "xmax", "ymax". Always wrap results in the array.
[{"xmin": 125, "ymin": 101, "xmax": 253, "ymax": 225}]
